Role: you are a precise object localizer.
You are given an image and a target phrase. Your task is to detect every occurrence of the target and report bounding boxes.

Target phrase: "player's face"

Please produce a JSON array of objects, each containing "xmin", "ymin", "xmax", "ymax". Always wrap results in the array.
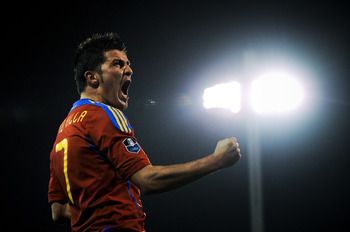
[{"xmin": 99, "ymin": 50, "xmax": 133, "ymax": 110}]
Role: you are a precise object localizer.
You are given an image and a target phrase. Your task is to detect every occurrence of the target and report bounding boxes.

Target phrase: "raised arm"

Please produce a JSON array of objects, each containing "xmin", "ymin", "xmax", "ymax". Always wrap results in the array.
[{"xmin": 130, "ymin": 137, "xmax": 241, "ymax": 195}]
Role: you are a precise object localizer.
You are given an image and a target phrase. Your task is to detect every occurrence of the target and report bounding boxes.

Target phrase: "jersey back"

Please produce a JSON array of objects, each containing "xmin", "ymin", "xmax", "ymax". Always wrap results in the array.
[{"xmin": 48, "ymin": 99, "xmax": 151, "ymax": 232}]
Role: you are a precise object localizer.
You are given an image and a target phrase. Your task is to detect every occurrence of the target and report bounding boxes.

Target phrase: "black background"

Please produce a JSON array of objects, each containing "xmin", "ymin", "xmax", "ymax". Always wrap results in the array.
[{"xmin": 1, "ymin": 0, "xmax": 349, "ymax": 231}]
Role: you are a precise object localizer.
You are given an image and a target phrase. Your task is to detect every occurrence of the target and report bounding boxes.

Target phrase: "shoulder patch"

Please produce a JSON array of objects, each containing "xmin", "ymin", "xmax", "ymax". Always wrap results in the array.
[{"xmin": 123, "ymin": 138, "xmax": 141, "ymax": 153}]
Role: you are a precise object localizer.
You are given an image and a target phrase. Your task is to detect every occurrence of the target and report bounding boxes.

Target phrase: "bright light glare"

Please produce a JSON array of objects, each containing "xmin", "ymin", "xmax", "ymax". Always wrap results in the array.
[
  {"xmin": 250, "ymin": 73, "xmax": 304, "ymax": 113},
  {"xmin": 203, "ymin": 81, "xmax": 241, "ymax": 113}
]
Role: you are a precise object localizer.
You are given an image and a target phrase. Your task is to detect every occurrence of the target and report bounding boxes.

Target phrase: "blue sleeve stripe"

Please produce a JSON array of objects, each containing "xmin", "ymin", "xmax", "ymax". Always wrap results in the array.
[{"xmin": 127, "ymin": 180, "xmax": 141, "ymax": 212}]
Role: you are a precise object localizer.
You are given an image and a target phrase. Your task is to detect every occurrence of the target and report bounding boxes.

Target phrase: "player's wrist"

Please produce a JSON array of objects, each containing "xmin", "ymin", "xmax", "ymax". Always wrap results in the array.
[{"xmin": 206, "ymin": 153, "xmax": 223, "ymax": 172}]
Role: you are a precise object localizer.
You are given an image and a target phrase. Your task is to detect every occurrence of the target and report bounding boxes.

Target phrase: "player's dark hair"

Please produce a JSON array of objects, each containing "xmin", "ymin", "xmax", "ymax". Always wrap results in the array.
[{"xmin": 74, "ymin": 32, "xmax": 127, "ymax": 94}]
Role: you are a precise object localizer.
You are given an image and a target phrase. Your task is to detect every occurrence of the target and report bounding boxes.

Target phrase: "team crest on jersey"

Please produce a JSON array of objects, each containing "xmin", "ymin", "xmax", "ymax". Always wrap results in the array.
[{"xmin": 123, "ymin": 138, "xmax": 140, "ymax": 154}]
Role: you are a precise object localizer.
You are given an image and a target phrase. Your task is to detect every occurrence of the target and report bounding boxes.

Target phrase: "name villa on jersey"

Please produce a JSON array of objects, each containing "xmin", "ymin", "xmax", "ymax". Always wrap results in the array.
[{"xmin": 58, "ymin": 111, "xmax": 87, "ymax": 133}]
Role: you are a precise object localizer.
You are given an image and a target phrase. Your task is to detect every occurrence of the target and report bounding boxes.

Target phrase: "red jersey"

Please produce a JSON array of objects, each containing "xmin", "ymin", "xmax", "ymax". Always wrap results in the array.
[{"xmin": 48, "ymin": 98, "xmax": 151, "ymax": 232}]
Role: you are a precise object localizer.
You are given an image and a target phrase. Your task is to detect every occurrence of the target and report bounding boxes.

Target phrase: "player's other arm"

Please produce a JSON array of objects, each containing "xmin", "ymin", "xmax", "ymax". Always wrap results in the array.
[
  {"xmin": 130, "ymin": 137, "xmax": 241, "ymax": 195},
  {"xmin": 51, "ymin": 202, "xmax": 71, "ymax": 224}
]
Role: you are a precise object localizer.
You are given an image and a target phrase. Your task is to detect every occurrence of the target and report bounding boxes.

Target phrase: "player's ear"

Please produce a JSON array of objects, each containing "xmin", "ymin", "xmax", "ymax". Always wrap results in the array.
[{"xmin": 84, "ymin": 71, "xmax": 99, "ymax": 88}]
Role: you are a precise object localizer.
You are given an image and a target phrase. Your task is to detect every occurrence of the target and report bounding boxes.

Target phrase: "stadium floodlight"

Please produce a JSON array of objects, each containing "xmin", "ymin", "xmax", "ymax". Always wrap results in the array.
[
  {"xmin": 203, "ymin": 73, "xmax": 304, "ymax": 232},
  {"xmin": 203, "ymin": 81, "xmax": 241, "ymax": 113},
  {"xmin": 250, "ymin": 73, "xmax": 304, "ymax": 114}
]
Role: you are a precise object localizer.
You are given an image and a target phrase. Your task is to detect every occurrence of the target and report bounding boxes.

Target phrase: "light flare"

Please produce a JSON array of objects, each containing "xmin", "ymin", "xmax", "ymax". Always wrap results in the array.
[
  {"xmin": 250, "ymin": 73, "xmax": 304, "ymax": 113},
  {"xmin": 203, "ymin": 81, "xmax": 241, "ymax": 113}
]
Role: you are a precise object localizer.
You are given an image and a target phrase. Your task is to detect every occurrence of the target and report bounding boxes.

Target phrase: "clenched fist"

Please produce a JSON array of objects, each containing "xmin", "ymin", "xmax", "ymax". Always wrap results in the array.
[{"xmin": 212, "ymin": 137, "xmax": 241, "ymax": 169}]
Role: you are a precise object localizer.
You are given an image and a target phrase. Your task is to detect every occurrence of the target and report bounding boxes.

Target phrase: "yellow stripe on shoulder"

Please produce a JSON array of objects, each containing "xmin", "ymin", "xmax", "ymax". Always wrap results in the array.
[
  {"xmin": 106, "ymin": 106, "xmax": 126, "ymax": 132},
  {"xmin": 112, "ymin": 107, "xmax": 131, "ymax": 133}
]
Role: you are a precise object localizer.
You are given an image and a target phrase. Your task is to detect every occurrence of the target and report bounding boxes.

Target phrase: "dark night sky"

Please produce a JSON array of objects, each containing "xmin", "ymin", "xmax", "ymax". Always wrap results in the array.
[{"xmin": 1, "ymin": 1, "xmax": 349, "ymax": 231}]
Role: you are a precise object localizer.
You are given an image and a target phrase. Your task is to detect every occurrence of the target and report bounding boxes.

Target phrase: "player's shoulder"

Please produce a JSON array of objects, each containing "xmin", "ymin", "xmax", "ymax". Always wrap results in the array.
[{"xmin": 70, "ymin": 98, "xmax": 133, "ymax": 133}]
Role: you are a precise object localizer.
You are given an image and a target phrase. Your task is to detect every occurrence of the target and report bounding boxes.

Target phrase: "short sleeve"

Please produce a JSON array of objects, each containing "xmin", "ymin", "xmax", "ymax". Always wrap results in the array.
[
  {"xmin": 109, "ymin": 137, "xmax": 151, "ymax": 180},
  {"xmin": 88, "ymin": 106, "xmax": 151, "ymax": 180}
]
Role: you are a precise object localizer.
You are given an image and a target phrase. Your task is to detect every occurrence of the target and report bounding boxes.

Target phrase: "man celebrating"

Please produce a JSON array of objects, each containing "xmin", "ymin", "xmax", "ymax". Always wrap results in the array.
[{"xmin": 48, "ymin": 32, "xmax": 241, "ymax": 231}]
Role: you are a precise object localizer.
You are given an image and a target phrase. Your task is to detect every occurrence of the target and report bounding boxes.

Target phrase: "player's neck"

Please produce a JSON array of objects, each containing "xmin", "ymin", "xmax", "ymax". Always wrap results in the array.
[{"xmin": 80, "ymin": 91, "xmax": 103, "ymax": 103}]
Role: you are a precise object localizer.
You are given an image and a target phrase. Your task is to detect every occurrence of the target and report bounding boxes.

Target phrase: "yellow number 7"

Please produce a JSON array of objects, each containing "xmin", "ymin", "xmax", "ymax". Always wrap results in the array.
[{"xmin": 56, "ymin": 138, "xmax": 74, "ymax": 204}]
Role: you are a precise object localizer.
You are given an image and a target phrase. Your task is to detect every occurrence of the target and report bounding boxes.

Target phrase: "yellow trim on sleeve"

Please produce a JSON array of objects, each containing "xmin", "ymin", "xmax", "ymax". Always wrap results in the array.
[{"xmin": 107, "ymin": 106, "xmax": 125, "ymax": 132}]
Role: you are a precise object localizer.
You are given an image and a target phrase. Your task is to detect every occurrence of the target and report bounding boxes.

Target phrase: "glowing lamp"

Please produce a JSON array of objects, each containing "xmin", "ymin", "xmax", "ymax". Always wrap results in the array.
[
  {"xmin": 250, "ymin": 73, "xmax": 303, "ymax": 114},
  {"xmin": 203, "ymin": 81, "xmax": 241, "ymax": 113}
]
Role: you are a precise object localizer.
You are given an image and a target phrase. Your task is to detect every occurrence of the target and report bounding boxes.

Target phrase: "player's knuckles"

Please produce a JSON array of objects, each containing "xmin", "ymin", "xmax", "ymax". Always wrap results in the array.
[
  {"xmin": 232, "ymin": 142, "xmax": 238, "ymax": 149},
  {"xmin": 230, "ymin": 141, "xmax": 239, "ymax": 150}
]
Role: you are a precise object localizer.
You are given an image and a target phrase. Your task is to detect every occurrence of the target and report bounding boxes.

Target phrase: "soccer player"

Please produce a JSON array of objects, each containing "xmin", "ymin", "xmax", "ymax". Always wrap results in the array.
[{"xmin": 48, "ymin": 32, "xmax": 241, "ymax": 232}]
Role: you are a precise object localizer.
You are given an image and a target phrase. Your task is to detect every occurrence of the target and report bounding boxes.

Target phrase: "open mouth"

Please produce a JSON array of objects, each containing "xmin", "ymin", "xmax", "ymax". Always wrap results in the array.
[{"xmin": 121, "ymin": 79, "xmax": 131, "ymax": 99}]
